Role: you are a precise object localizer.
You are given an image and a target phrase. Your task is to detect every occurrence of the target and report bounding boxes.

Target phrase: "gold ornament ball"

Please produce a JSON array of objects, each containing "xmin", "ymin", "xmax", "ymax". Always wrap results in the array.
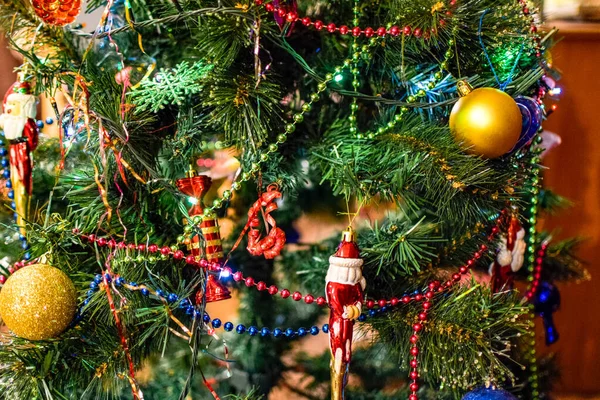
[
  {"xmin": 449, "ymin": 87, "xmax": 522, "ymax": 158},
  {"xmin": 0, "ymin": 264, "xmax": 77, "ymax": 340}
]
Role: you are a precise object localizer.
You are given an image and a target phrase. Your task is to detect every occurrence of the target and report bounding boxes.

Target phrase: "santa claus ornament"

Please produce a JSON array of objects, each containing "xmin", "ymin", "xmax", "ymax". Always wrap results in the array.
[
  {"xmin": 326, "ymin": 227, "xmax": 365, "ymax": 400},
  {"xmin": 489, "ymin": 215, "xmax": 525, "ymax": 292},
  {"xmin": 0, "ymin": 80, "xmax": 39, "ymax": 236}
]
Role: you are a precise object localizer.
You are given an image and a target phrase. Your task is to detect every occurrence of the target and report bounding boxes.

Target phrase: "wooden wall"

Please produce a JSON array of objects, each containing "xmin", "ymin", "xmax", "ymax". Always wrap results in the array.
[{"xmin": 541, "ymin": 22, "xmax": 600, "ymax": 394}]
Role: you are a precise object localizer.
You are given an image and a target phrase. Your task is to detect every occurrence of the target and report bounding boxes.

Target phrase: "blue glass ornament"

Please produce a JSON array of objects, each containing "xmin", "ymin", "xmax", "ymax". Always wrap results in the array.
[
  {"xmin": 533, "ymin": 281, "xmax": 561, "ymax": 345},
  {"xmin": 462, "ymin": 387, "xmax": 518, "ymax": 400},
  {"xmin": 512, "ymin": 96, "xmax": 543, "ymax": 152}
]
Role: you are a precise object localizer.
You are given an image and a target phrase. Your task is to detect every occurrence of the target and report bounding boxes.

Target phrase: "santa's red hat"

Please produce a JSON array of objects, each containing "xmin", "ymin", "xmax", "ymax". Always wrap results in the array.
[{"xmin": 3, "ymin": 81, "xmax": 33, "ymax": 108}]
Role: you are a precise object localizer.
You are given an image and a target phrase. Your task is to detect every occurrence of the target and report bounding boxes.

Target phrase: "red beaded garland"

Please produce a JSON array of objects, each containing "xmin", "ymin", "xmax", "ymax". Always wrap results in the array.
[
  {"xmin": 292, "ymin": 291, "xmax": 302, "ymax": 301},
  {"xmin": 255, "ymin": 0, "xmax": 454, "ymax": 39}
]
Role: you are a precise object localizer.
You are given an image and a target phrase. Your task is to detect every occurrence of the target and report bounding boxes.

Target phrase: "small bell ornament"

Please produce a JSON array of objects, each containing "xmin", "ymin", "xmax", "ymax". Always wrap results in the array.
[
  {"xmin": 325, "ymin": 227, "xmax": 366, "ymax": 400},
  {"xmin": 0, "ymin": 80, "xmax": 39, "ymax": 236},
  {"xmin": 195, "ymin": 274, "xmax": 232, "ymax": 303},
  {"xmin": 489, "ymin": 215, "xmax": 526, "ymax": 292}
]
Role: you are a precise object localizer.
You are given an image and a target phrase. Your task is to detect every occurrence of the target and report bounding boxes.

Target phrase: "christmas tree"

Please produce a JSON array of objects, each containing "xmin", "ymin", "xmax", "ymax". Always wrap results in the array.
[{"xmin": 0, "ymin": 0, "xmax": 588, "ymax": 399}]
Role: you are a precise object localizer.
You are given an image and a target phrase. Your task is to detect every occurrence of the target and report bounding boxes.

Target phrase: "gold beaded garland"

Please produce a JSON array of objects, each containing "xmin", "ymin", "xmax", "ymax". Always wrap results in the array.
[{"xmin": 0, "ymin": 264, "xmax": 77, "ymax": 340}]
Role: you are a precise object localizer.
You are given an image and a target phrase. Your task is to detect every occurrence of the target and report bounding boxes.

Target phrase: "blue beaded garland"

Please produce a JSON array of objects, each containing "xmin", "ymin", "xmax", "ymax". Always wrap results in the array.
[
  {"xmin": 23, "ymin": 252, "xmax": 31, "ymax": 260},
  {"xmin": 115, "ymin": 276, "xmax": 124, "ymax": 286},
  {"xmin": 203, "ymin": 313, "xmax": 211, "ymax": 323},
  {"xmin": 36, "ymin": 120, "xmax": 44, "ymax": 128},
  {"xmin": 104, "ymin": 273, "xmax": 112, "ymax": 283},
  {"xmin": 90, "ymin": 281, "xmax": 98, "ymax": 289},
  {"xmin": 185, "ymin": 306, "xmax": 195, "ymax": 315},
  {"xmin": 248, "ymin": 326, "xmax": 258, "ymax": 336},
  {"xmin": 224, "ymin": 322, "xmax": 234, "ymax": 331},
  {"xmin": 273, "ymin": 328, "xmax": 283, "ymax": 337},
  {"xmin": 45, "ymin": 117, "xmax": 54, "ymax": 124},
  {"xmin": 5, "ymin": 180, "xmax": 11, "ymax": 188},
  {"xmin": 141, "ymin": 288, "xmax": 150, "ymax": 296},
  {"xmin": 261, "ymin": 327, "xmax": 271, "ymax": 337},
  {"xmin": 167, "ymin": 293, "xmax": 178, "ymax": 303},
  {"xmin": 358, "ymin": 314, "xmax": 367, "ymax": 322},
  {"xmin": 310, "ymin": 326, "xmax": 319, "ymax": 335},
  {"xmin": 297, "ymin": 327, "xmax": 307, "ymax": 337},
  {"xmin": 285, "ymin": 328, "xmax": 295, "ymax": 337},
  {"xmin": 1, "ymin": 159, "xmax": 8, "ymax": 167},
  {"xmin": 156, "ymin": 289, "xmax": 165, "ymax": 297},
  {"xmin": 236, "ymin": 324, "xmax": 246, "ymax": 334},
  {"xmin": 212, "ymin": 318, "xmax": 222, "ymax": 328},
  {"xmin": 322, "ymin": 324, "xmax": 329, "ymax": 333},
  {"xmin": 3, "ymin": 170, "xmax": 10, "ymax": 178}
]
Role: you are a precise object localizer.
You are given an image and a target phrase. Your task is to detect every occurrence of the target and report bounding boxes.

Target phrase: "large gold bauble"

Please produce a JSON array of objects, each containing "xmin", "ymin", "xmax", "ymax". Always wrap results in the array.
[
  {"xmin": 449, "ymin": 87, "xmax": 522, "ymax": 158},
  {"xmin": 0, "ymin": 264, "xmax": 77, "ymax": 340}
]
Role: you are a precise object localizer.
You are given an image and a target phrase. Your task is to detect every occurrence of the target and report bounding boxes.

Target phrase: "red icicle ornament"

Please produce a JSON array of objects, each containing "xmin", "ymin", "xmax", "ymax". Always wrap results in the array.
[{"xmin": 325, "ymin": 227, "xmax": 365, "ymax": 400}]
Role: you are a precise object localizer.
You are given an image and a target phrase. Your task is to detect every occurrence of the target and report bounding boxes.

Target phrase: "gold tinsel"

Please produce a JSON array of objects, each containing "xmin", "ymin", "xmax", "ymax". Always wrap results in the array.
[{"xmin": 0, "ymin": 264, "xmax": 77, "ymax": 340}]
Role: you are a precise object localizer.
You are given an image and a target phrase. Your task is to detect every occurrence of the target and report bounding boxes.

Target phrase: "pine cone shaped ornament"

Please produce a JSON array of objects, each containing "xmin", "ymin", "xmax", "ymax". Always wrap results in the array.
[{"xmin": 31, "ymin": 0, "xmax": 81, "ymax": 26}]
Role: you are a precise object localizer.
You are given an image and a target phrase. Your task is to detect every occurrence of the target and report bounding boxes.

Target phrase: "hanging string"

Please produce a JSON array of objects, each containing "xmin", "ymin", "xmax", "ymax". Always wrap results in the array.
[{"xmin": 478, "ymin": 9, "xmax": 525, "ymax": 91}]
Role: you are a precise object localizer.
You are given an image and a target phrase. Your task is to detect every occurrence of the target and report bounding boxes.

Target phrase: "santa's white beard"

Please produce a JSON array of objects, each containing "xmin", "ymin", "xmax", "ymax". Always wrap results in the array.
[{"xmin": 2, "ymin": 115, "xmax": 27, "ymax": 141}]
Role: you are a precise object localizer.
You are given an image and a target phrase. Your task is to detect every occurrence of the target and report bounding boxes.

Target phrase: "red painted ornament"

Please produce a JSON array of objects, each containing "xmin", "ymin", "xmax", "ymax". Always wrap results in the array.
[
  {"xmin": 0, "ymin": 80, "xmax": 38, "ymax": 236},
  {"xmin": 31, "ymin": 0, "xmax": 81, "ymax": 26},
  {"xmin": 326, "ymin": 227, "xmax": 365, "ymax": 400},
  {"xmin": 490, "ymin": 215, "xmax": 525, "ymax": 292}
]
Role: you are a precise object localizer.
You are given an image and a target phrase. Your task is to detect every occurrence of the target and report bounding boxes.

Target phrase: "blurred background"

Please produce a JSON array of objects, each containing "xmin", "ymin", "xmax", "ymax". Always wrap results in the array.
[{"xmin": 1, "ymin": 0, "xmax": 600, "ymax": 398}]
